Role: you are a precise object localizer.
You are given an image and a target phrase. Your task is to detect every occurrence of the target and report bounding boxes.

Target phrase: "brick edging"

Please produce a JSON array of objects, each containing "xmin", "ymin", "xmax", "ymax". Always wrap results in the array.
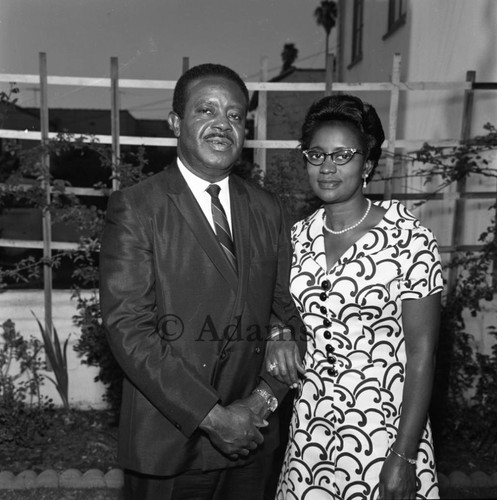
[
  {"xmin": 1, "ymin": 469, "xmax": 497, "ymax": 490},
  {"xmin": 0, "ymin": 468, "xmax": 123, "ymax": 489},
  {"xmin": 439, "ymin": 470, "xmax": 497, "ymax": 489}
]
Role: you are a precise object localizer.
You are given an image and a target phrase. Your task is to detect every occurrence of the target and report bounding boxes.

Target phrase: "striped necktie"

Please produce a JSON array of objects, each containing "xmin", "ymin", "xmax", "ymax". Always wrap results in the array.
[{"xmin": 206, "ymin": 184, "xmax": 237, "ymax": 272}]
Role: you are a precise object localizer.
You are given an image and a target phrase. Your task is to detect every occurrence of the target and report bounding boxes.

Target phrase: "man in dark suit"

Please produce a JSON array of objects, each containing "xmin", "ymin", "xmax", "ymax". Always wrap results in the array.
[{"xmin": 99, "ymin": 63, "xmax": 304, "ymax": 500}]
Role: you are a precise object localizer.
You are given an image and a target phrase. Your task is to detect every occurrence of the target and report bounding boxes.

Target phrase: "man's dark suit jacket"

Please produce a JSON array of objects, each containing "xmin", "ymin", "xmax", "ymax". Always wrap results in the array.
[{"xmin": 99, "ymin": 162, "xmax": 304, "ymax": 476}]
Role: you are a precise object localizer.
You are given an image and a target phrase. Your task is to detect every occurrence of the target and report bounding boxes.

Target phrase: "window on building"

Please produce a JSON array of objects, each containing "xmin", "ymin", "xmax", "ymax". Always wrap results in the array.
[
  {"xmin": 350, "ymin": 0, "xmax": 364, "ymax": 67},
  {"xmin": 383, "ymin": 0, "xmax": 406, "ymax": 39}
]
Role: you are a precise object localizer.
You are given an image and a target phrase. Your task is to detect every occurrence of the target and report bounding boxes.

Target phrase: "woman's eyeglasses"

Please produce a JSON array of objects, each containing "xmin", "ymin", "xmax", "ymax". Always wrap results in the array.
[{"xmin": 302, "ymin": 148, "xmax": 364, "ymax": 166}]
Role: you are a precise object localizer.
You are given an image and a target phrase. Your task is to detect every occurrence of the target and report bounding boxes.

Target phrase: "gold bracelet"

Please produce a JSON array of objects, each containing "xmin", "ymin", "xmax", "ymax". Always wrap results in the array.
[{"xmin": 389, "ymin": 446, "xmax": 417, "ymax": 465}]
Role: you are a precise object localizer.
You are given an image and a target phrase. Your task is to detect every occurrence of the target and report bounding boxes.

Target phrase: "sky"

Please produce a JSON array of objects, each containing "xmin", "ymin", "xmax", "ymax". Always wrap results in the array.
[{"xmin": 0, "ymin": 0, "xmax": 329, "ymax": 119}]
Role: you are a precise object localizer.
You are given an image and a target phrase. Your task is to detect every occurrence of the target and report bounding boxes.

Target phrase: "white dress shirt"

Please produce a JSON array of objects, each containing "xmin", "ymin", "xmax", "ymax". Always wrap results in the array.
[{"xmin": 177, "ymin": 158, "xmax": 233, "ymax": 235}]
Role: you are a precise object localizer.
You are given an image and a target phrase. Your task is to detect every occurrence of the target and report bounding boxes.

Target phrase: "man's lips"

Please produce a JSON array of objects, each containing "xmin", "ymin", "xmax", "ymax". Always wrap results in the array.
[{"xmin": 204, "ymin": 133, "xmax": 234, "ymax": 147}]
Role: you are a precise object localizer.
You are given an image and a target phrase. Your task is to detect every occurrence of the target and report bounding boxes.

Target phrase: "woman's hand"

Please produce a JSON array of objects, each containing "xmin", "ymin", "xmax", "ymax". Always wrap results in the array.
[
  {"xmin": 378, "ymin": 451, "xmax": 417, "ymax": 499},
  {"xmin": 265, "ymin": 328, "xmax": 305, "ymax": 388}
]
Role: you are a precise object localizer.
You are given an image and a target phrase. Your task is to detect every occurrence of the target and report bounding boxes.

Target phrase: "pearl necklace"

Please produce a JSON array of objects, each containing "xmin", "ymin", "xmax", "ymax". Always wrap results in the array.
[{"xmin": 324, "ymin": 199, "xmax": 372, "ymax": 235}]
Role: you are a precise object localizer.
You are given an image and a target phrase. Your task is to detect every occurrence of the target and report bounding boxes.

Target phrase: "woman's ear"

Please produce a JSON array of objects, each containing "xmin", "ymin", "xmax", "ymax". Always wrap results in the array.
[{"xmin": 363, "ymin": 160, "xmax": 374, "ymax": 180}]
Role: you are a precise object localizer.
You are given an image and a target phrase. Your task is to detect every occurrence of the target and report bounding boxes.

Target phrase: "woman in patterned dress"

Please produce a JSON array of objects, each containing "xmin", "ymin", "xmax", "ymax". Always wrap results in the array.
[{"xmin": 266, "ymin": 95, "xmax": 444, "ymax": 499}]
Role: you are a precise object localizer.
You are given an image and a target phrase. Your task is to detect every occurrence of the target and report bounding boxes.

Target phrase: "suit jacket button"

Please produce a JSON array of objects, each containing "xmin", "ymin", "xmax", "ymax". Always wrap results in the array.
[{"xmin": 255, "ymin": 347, "xmax": 261, "ymax": 354}]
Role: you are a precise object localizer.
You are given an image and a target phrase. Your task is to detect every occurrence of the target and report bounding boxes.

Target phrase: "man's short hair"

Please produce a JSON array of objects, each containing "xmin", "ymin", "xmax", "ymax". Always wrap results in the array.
[{"xmin": 172, "ymin": 63, "xmax": 249, "ymax": 118}]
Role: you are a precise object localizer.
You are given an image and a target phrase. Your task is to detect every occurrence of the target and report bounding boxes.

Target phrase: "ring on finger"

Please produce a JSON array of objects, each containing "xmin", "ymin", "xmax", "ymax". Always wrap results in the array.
[{"xmin": 269, "ymin": 361, "xmax": 279, "ymax": 371}]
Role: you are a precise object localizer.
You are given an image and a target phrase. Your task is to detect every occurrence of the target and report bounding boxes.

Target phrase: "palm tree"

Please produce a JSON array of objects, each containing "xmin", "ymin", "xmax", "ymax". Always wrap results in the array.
[
  {"xmin": 314, "ymin": 0, "xmax": 338, "ymax": 66},
  {"xmin": 280, "ymin": 43, "xmax": 299, "ymax": 74}
]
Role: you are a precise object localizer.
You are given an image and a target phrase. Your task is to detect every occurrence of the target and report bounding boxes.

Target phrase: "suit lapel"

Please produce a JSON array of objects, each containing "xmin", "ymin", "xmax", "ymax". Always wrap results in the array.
[
  {"xmin": 164, "ymin": 163, "xmax": 238, "ymax": 291},
  {"xmin": 163, "ymin": 165, "xmax": 251, "ymax": 348},
  {"xmin": 230, "ymin": 176, "xmax": 250, "ymax": 285},
  {"xmin": 219, "ymin": 176, "xmax": 251, "ymax": 349}
]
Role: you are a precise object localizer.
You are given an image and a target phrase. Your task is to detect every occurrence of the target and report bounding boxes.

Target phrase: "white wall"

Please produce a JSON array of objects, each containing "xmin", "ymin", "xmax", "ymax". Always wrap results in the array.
[
  {"xmin": 0, "ymin": 289, "xmax": 107, "ymax": 409},
  {"xmin": 341, "ymin": 0, "xmax": 497, "ymax": 138},
  {"xmin": 403, "ymin": 2, "xmax": 497, "ymax": 247},
  {"xmin": 405, "ymin": 0, "xmax": 497, "ymax": 140}
]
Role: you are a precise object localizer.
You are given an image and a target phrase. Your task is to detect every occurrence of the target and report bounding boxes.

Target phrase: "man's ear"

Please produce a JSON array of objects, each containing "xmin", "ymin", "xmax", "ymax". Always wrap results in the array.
[{"xmin": 168, "ymin": 111, "xmax": 181, "ymax": 137}]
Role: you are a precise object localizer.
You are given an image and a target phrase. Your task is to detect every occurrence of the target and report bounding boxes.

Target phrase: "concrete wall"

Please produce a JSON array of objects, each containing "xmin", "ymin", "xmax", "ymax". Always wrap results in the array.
[
  {"xmin": 341, "ymin": 0, "xmax": 497, "ymax": 138},
  {"xmin": 0, "ymin": 289, "xmax": 107, "ymax": 409},
  {"xmin": 1, "ymin": 286, "xmax": 495, "ymax": 413},
  {"xmin": 340, "ymin": 0, "xmax": 497, "ymax": 257}
]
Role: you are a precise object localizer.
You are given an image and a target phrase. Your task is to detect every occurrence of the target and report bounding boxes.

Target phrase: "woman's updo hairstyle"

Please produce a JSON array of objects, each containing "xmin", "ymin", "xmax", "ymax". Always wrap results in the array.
[{"xmin": 300, "ymin": 94, "xmax": 385, "ymax": 171}]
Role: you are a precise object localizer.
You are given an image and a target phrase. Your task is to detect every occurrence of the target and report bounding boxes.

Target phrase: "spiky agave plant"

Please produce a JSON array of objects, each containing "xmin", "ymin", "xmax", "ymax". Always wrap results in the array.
[{"xmin": 32, "ymin": 312, "xmax": 70, "ymax": 409}]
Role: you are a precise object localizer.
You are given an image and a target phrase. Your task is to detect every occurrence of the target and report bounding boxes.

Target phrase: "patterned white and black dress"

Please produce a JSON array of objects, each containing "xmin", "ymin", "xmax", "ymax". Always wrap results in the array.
[{"xmin": 276, "ymin": 200, "xmax": 444, "ymax": 500}]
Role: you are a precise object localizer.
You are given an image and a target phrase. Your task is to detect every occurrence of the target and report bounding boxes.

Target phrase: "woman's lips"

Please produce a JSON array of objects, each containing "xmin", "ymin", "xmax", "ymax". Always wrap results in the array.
[{"xmin": 318, "ymin": 179, "xmax": 340, "ymax": 189}]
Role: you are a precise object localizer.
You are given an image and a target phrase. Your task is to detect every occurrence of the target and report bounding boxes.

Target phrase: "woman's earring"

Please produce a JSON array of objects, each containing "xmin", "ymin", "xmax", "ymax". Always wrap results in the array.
[{"xmin": 363, "ymin": 176, "xmax": 367, "ymax": 189}]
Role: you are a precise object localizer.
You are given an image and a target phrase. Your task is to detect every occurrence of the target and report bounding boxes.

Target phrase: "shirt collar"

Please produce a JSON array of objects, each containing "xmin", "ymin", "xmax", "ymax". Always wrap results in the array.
[{"xmin": 177, "ymin": 157, "xmax": 230, "ymax": 196}]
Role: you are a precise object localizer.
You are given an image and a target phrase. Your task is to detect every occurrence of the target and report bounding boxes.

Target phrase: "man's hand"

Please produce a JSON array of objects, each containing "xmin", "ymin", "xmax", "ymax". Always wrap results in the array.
[
  {"xmin": 265, "ymin": 328, "xmax": 305, "ymax": 388},
  {"xmin": 199, "ymin": 402, "xmax": 268, "ymax": 459},
  {"xmin": 236, "ymin": 392, "xmax": 267, "ymax": 418}
]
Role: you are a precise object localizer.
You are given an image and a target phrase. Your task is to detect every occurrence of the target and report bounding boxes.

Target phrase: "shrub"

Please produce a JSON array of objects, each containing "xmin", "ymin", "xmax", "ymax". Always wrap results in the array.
[
  {"xmin": 0, "ymin": 319, "xmax": 55, "ymax": 446},
  {"xmin": 72, "ymin": 290, "xmax": 123, "ymax": 423},
  {"xmin": 0, "ymin": 126, "xmax": 150, "ymax": 416},
  {"xmin": 408, "ymin": 127, "xmax": 497, "ymax": 455}
]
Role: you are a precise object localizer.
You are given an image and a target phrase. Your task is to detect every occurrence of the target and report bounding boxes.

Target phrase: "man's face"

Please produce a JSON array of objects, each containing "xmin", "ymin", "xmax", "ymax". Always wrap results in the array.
[{"xmin": 168, "ymin": 76, "xmax": 247, "ymax": 182}]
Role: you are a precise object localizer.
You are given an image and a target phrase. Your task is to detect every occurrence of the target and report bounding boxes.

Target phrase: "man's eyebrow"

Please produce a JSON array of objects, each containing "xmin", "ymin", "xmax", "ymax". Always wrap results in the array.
[{"xmin": 193, "ymin": 97, "xmax": 215, "ymax": 106}]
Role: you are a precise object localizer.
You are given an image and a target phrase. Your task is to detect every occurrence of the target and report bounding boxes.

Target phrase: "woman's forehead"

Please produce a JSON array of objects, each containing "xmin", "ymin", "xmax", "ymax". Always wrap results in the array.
[{"xmin": 310, "ymin": 121, "xmax": 363, "ymax": 146}]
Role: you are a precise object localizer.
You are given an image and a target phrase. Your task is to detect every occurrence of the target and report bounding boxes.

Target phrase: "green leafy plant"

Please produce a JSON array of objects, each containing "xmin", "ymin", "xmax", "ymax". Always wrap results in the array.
[
  {"xmin": 394, "ymin": 123, "xmax": 497, "ymax": 207},
  {"xmin": 0, "ymin": 319, "xmax": 54, "ymax": 446},
  {"xmin": 73, "ymin": 290, "xmax": 123, "ymax": 422},
  {"xmin": 433, "ymin": 214, "xmax": 497, "ymax": 453},
  {"xmin": 235, "ymin": 150, "xmax": 319, "ymax": 224},
  {"xmin": 262, "ymin": 150, "xmax": 320, "ymax": 224},
  {"xmin": 471, "ymin": 325, "xmax": 497, "ymax": 456},
  {"xmin": 406, "ymin": 126, "xmax": 497, "ymax": 456},
  {"xmin": 32, "ymin": 312, "xmax": 70, "ymax": 410},
  {"xmin": 0, "ymin": 128, "xmax": 149, "ymax": 415}
]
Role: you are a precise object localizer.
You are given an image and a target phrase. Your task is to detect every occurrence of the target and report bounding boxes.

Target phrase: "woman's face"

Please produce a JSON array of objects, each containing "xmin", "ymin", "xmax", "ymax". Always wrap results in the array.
[{"xmin": 305, "ymin": 121, "xmax": 371, "ymax": 204}]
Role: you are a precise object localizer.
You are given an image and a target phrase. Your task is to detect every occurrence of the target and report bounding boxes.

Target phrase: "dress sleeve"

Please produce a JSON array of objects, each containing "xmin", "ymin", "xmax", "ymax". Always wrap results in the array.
[{"xmin": 399, "ymin": 227, "xmax": 444, "ymax": 300}]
